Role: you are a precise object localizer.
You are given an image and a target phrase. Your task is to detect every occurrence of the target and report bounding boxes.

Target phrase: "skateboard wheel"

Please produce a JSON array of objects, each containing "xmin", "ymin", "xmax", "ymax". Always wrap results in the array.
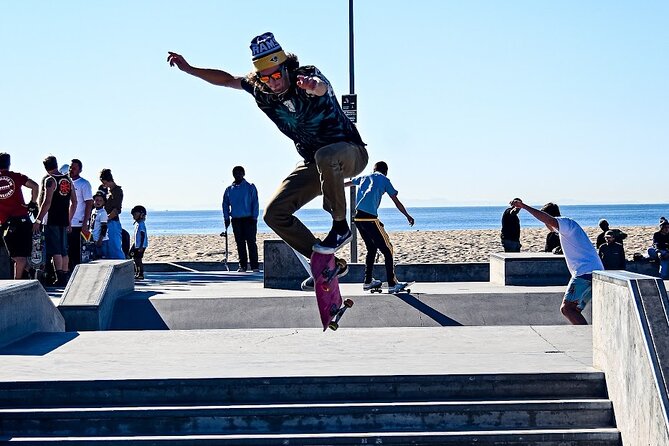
[
  {"xmin": 344, "ymin": 298, "xmax": 354, "ymax": 307},
  {"xmin": 328, "ymin": 322, "xmax": 339, "ymax": 331}
]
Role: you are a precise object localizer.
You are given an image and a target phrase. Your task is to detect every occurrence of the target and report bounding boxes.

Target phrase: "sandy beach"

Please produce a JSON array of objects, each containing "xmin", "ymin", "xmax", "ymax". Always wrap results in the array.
[{"xmin": 144, "ymin": 226, "xmax": 655, "ymax": 264}]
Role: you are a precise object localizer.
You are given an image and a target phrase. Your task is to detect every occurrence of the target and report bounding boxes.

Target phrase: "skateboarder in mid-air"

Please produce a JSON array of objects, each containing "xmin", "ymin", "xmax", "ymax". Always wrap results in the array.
[
  {"xmin": 346, "ymin": 161, "xmax": 414, "ymax": 293},
  {"xmin": 168, "ymin": 32, "xmax": 368, "ymax": 290}
]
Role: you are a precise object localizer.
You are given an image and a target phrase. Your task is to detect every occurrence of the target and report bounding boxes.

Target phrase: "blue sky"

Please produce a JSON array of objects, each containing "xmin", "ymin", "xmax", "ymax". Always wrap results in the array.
[{"xmin": 1, "ymin": 1, "xmax": 667, "ymax": 211}]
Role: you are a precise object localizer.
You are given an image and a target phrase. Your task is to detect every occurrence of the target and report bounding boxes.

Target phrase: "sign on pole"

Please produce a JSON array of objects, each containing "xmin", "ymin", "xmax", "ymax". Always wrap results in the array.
[{"xmin": 342, "ymin": 94, "xmax": 357, "ymax": 123}]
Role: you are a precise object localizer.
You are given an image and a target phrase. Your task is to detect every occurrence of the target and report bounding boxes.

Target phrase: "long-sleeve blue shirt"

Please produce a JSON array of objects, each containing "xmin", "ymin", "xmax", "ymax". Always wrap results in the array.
[{"xmin": 222, "ymin": 179, "xmax": 259, "ymax": 221}]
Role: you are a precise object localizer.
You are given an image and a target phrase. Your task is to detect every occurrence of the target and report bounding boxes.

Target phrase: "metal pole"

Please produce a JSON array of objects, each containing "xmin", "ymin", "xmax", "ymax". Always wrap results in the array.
[{"xmin": 348, "ymin": 0, "xmax": 358, "ymax": 263}]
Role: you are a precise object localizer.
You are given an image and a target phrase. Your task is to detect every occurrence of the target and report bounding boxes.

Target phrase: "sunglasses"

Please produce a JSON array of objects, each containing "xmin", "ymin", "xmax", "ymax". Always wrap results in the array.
[{"xmin": 257, "ymin": 66, "xmax": 285, "ymax": 83}]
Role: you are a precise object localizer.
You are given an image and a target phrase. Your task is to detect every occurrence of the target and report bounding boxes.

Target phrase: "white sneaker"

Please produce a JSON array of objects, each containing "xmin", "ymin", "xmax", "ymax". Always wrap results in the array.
[
  {"xmin": 388, "ymin": 282, "xmax": 409, "ymax": 293},
  {"xmin": 363, "ymin": 279, "xmax": 383, "ymax": 291}
]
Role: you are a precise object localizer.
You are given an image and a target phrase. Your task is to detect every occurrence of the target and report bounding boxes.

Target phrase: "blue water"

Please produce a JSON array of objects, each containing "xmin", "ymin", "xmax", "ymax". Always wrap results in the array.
[{"xmin": 119, "ymin": 204, "xmax": 669, "ymax": 236}]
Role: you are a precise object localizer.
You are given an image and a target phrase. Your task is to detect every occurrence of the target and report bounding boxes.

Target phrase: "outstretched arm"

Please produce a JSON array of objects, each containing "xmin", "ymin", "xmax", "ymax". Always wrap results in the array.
[
  {"xmin": 389, "ymin": 194, "xmax": 414, "ymax": 226},
  {"xmin": 510, "ymin": 198, "xmax": 558, "ymax": 231},
  {"xmin": 167, "ymin": 52, "xmax": 244, "ymax": 90}
]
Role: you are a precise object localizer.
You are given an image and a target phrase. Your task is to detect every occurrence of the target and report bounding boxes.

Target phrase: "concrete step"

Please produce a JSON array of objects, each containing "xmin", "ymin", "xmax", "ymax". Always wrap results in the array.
[
  {"xmin": 0, "ymin": 399, "xmax": 615, "ymax": 437},
  {"xmin": 1, "ymin": 428, "xmax": 622, "ymax": 445},
  {"xmin": 0, "ymin": 373, "xmax": 607, "ymax": 408}
]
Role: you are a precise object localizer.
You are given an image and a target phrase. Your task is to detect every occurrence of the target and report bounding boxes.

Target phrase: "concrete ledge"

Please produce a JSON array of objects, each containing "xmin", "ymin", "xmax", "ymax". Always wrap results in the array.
[
  {"xmin": 263, "ymin": 240, "xmax": 489, "ymax": 289},
  {"xmin": 58, "ymin": 260, "xmax": 135, "ymax": 331},
  {"xmin": 0, "ymin": 280, "xmax": 65, "ymax": 349},
  {"xmin": 592, "ymin": 271, "xmax": 669, "ymax": 446},
  {"xmin": 490, "ymin": 252, "xmax": 570, "ymax": 286}
]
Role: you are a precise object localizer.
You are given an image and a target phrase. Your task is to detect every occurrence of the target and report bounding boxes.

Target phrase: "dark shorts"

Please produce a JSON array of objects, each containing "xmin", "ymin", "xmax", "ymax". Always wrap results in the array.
[
  {"xmin": 45, "ymin": 225, "xmax": 69, "ymax": 257},
  {"xmin": 2, "ymin": 217, "xmax": 32, "ymax": 258}
]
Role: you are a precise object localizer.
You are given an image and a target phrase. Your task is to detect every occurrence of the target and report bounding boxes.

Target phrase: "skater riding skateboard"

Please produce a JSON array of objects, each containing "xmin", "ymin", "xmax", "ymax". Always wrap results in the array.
[{"xmin": 310, "ymin": 251, "xmax": 353, "ymax": 331}]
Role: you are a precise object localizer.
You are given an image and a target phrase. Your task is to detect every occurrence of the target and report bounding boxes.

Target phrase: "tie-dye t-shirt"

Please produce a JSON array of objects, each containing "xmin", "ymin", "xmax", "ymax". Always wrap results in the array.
[{"xmin": 241, "ymin": 65, "xmax": 365, "ymax": 162}]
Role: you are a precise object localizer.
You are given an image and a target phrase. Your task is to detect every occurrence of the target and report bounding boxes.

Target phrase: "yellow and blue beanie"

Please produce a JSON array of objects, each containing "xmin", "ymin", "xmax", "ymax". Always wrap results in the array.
[{"xmin": 250, "ymin": 32, "xmax": 287, "ymax": 71}]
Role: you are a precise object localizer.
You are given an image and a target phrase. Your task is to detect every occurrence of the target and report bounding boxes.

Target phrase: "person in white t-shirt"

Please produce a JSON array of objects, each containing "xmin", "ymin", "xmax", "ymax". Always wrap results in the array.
[
  {"xmin": 510, "ymin": 199, "xmax": 604, "ymax": 325},
  {"xmin": 67, "ymin": 159, "xmax": 93, "ymax": 269},
  {"xmin": 90, "ymin": 191, "xmax": 109, "ymax": 259}
]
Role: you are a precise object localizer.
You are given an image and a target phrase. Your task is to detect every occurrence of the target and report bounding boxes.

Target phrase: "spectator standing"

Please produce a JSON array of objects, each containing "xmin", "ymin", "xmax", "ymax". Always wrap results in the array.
[
  {"xmin": 67, "ymin": 159, "xmax": 93, "ymax": 270},
  {"xmin": 99, "ymin": 168, "xmax": 124, "ymax": 259},
  {"xmin": 0, "ymin": 153, "xmax": 39, "ymax": 279},
  {"xmin": 500, "ymin": 201, "xmax": 521, "ymax": 252},
  {"xmin": 90, "ymin": 191, "xmax": 108, "ymax": 259},
  {"xmin": 34, "ymin": 155, "xmax": 77, "ymax": 286},
  {"xmin": 511, "ymin": 199, "xmax": 603, "ymax": 325},
  {"xmin": 222, "ymin": 166, "xmax": 259, "ymax": 272},
  {"xmin": 598, "ymin": 230, "xmax": 626, "ymax": 270},
  {"xmin": 648, "ymin": 218, "xmax": 669, "ymax": 279},
  {"xmin": 129, "ymin": 205, "xmax": 148, "ymax": 280}
]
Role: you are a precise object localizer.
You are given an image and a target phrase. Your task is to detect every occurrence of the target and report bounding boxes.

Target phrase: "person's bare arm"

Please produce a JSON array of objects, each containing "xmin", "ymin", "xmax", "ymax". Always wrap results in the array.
[
  {"xmin": 33, "ymin": 180, "xmax": 55, "ymax": 232},
  {"xmin": 344, "ymin": 180, "xmax": 354, "ymax": 188},
  {"xmin": 83, "ymin": 199, "xmax": 93, "ymax": 232},
  {"xmin": 389, "ymin": 194, "xmax": 414, "ymax": 226},
  {"xmin": 510, "ymin": 198, "xmax": 559, "ymax": 231},
  {"xmin": 167, "ymin": 52, "xmax": 244, "ymax": 90},
  {"xmin": 68, "ymin": 188, "xmax": 78, "ymax": 229},
  {"xmin": 25, "ymin": 179, "xmax": 39, "ymax": 203}
]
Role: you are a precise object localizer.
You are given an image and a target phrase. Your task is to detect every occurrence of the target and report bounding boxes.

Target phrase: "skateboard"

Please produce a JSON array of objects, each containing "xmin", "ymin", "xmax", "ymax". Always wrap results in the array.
[
  {"xmin": 80, "ymin": 230, "xmax": 95, "ymax": 263},
  {"xmin": 310, "ymin": 251, "xmax": 354, "ymax": 331},
  {"xmin": 369, "ymin": 281, "xmax": 415, "ymax": 294},
  {"xmin": 28, "ymin": 229, "xmax": 46, "ymax": 281}
]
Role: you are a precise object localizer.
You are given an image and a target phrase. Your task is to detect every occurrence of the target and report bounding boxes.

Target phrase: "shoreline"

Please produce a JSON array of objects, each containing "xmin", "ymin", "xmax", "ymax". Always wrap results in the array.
[{"xmin": 144, "ymin": 225, "xmax": 656, "ymax": 264}]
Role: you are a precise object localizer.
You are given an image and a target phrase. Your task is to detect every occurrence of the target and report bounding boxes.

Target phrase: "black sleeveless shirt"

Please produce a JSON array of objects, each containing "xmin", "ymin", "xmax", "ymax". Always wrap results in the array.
[{"xmin": 41, "ymin": 173, "xmax": 72, "ymax": 227}]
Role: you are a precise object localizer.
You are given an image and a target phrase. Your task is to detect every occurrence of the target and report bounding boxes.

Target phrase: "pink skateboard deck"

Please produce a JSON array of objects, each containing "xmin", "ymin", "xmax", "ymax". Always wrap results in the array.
[{"xmin": 310, "ymin": 251, "xmax": 345, "ymax": 331}]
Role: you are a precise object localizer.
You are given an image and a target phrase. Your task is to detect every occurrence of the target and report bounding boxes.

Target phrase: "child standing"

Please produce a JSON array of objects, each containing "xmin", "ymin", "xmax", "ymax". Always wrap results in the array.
[
  {"xmin": 90, "ymin": 191, "xmax": 109, "ymax": 259},
  {"xmin": 130, "ymin": 205, "xmax": 148, "ymax": 280},
  {"xmin": 346, "ymin": 161, "xmax": 415, "ymax": 293}
]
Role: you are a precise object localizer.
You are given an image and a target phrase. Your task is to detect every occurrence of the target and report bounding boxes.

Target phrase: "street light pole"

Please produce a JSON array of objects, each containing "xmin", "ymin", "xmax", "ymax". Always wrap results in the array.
[{"xmin": 348, "ymin": 0, "xmax": 358, "ymax": 263}]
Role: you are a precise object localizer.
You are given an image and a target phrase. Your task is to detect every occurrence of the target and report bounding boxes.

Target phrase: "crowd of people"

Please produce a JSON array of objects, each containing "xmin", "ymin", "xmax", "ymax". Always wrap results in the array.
[{"xmin": 0, "ymin": 153, "xmax": 149, "ymax": 285}]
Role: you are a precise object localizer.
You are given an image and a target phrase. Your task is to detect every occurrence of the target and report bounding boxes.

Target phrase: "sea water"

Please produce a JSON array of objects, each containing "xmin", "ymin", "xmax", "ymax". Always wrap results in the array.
[{"xmin": 120, "ymin": 204, "xmax": 669, "ymax": 236}]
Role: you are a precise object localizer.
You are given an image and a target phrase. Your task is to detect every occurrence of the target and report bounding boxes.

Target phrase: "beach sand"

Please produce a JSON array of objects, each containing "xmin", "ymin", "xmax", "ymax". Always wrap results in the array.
[{"xmin": 144, "ymin": 226, "xmax": 655, "ymax": 264}]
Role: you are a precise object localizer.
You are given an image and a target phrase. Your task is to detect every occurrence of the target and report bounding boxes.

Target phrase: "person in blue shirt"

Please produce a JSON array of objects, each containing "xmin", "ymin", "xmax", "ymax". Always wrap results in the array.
[
  {"xmin": 129, "ymin": 205, "xmax": 148, "ymax": 280},
  {"xmin": 346, "ymin": 161, "xmax": 415, "ymax": 293},
  {"xmin": 223, "ymin": 166, "xmax": 260, "ymax": 272}
]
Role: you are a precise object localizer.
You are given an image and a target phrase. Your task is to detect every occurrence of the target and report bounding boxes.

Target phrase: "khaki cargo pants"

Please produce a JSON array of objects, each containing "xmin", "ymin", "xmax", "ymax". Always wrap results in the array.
[{"xmin": 263, "ymin": 141, "xmax": 368, "ymax": 258}]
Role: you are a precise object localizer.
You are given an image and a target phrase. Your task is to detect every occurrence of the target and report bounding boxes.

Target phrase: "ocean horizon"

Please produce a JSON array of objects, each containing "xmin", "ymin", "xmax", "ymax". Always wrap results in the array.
[{"xmin": 119, "ymin": 204, "xmax": 669, "ymax": 237}]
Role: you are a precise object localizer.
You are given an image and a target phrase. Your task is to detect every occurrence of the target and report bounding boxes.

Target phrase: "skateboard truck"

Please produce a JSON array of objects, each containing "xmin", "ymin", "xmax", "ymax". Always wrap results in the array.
[{"xmin": 328, "ymin": 299, "xmax": 354, "ymax": 331}]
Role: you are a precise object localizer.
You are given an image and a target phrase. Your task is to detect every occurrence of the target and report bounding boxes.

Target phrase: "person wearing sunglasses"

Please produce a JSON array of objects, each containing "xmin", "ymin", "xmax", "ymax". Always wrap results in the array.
[{"xmin": 168, "ymin": 32, "xmax": 368, "ymax": 289}]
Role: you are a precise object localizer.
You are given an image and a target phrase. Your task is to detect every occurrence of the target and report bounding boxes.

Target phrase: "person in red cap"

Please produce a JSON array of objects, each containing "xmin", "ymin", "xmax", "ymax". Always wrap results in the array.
[{"xmin": 168, "ymin": 32, "xmax": 368, "ymax": 290}]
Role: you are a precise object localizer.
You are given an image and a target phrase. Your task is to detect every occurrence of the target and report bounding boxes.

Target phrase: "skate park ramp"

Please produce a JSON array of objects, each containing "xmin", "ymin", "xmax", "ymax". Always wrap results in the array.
[{"xmin": 0, "ymin": 280, "xmax": 64, "ymax": 349}]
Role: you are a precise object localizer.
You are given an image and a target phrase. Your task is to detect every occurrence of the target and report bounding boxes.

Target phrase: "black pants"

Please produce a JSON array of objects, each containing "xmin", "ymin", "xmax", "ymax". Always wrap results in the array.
[
  {"xmin": 68, "ymin": 226, "xmax": 82, "ymax": 270},
  {"xmin": 354, "ymin": 214, "xmax": 397, "ymax": 287},
  {"xmin": 231, "ymin": 217, "xmax": 259, "ymax": 270}
]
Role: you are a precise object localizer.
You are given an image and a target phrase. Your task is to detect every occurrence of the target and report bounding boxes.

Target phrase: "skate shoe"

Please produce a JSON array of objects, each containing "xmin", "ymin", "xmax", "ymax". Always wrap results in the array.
[
  {"xmin": 312, "ymin": 227, "xmax": 352, "ymax": 255},
  {"xmin": 388, "ymin": 282, "xmax": 409, "ymax": 294},
  {"xmin": 363, "ymin": 279, "xmax": 383, "ymax": 291},
  {"xmin": 301, "ymin": 258, "xmax": 349, "ymax": 291}
]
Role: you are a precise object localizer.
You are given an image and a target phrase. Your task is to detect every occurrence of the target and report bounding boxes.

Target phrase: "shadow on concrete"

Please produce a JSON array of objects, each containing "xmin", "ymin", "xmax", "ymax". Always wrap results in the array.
[
  {"xmin": 110, "ymin": 291, "xmax": 169, "ymax": 330},
  {"xmin": 393, "ymin": 293, "xmax": 462, "ymax": 326},
  {"xmin": 0, "ymin": 332, "xmax": 79, "ymax": 356}
]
